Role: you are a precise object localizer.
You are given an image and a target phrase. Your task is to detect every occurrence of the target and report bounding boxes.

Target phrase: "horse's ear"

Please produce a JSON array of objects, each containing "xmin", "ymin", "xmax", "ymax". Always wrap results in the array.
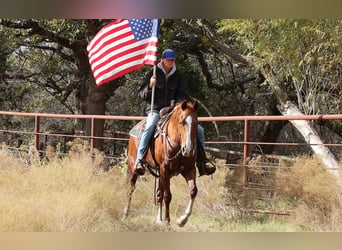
[
  {"xmin": 193, "ymin": 100, "xmax": 199, "ymax": 111},
  {"xmin": 181, "ymin": 100, "xmax": 188, "ymax": 110}
]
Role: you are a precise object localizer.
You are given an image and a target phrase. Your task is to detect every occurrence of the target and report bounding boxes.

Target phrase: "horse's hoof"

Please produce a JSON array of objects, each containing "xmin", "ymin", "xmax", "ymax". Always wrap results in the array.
[
  {"xmin": 176, "ymin": 216, "xmax": 188, "ymax": 227},
  {"xmin": 121, "ymin": 210, "xmax": 128, "ymax": 221},
  {"xmin": 176, "ymin": 220, "xmax": 186, "ymax": 227}
]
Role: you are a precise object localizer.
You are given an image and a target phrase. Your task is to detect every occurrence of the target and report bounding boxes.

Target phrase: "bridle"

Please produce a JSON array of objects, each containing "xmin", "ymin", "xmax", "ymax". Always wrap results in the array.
[
  {"xmin": 160, "ymin": 127, "xmax": 182, "ymax": 161},
  {"xmin": 161, "ymin": 112, "xmax": 196, "ymax": 161}
]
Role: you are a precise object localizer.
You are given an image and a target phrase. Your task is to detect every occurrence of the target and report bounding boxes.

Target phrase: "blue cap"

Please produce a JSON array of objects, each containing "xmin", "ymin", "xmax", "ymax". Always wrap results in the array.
[{"xmin": 161, "ymin": 49, "xmax": 176, "ymax": 60}]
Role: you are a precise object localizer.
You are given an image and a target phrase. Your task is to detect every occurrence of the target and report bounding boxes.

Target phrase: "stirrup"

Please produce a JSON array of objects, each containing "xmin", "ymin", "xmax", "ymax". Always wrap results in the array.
[
  {"xmin": 197, "ymin": 160, "xmax": 216, "ymax": 176},
  {"xmin": 134, "ymin": 160, "xmax": 145, "ymax": 176},
  {"xmin": 203, "ymin": 161, "xmax": 216, "ymax": 175}
]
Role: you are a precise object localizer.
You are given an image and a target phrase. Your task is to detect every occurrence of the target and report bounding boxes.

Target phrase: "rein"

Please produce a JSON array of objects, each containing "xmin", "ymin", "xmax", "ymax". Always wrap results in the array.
[
  {"xmin": 151, "ymin": 102, "xmax": 196, "ymax": 177},
  {"xmin": 160, "ymin": 124, "xmax": 182, "ymax": 161}
]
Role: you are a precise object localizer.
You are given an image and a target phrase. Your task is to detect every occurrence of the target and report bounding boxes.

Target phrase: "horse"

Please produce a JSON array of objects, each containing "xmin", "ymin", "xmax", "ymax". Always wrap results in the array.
[{"xmin": 124, "ymin": 100, "xmax": 199, "ymax": 227}]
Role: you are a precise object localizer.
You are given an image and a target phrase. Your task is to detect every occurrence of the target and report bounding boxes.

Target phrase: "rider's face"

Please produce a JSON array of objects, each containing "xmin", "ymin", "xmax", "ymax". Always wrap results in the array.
[{"xmin": 162, "ymin": 59, "xmax": 175, "ymax": 72}]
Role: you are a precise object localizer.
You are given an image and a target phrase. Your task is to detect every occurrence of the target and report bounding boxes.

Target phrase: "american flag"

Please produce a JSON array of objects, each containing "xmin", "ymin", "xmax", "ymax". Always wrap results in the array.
[{"xmin": 87, "ymin": 19, "xmax": 159, "ymax": 86}]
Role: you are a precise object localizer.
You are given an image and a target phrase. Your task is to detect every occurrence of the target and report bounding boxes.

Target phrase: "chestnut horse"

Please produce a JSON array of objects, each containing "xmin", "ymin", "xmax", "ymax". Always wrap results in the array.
[{"xmin": 124, "ymin": 100, "xmax": 199, "ymax": 227}]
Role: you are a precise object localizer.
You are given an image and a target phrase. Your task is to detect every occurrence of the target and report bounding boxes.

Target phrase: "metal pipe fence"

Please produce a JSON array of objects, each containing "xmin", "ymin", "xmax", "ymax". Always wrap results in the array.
[
  {"xmin": 3, "ymin": 110, "xmax": 341, "ymax": 217},
  {"xmin": 1, "ymin": 110, "xmax": 342, "ymax": 162}
]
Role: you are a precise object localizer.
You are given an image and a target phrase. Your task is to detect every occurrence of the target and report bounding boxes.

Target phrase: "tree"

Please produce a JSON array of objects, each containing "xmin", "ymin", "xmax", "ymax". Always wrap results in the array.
[
  {"xmin": 218, "ymin": 19, "xmax": 342, "ymax": 175},
  {"xmin": 162, "ymin": 19, "xmax": 283, "ymax": 154},
  {"xmin": 1, "ymin": 18, "xmax": 341, "ymax": 171},
  {"xmin": 0, "ymin": 19, "xmax": 126, "ymax": 150}
]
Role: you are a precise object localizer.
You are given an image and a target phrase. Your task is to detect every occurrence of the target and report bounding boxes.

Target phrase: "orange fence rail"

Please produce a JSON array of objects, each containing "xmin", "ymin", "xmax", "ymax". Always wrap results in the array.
[{"xmin": 1, "ymin": 110, "xmax": 342, "ymax": 161}]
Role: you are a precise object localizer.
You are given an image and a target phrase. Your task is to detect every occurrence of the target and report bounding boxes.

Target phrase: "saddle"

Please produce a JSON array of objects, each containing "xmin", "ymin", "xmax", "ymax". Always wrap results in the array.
[
  {"xmin": 129, "ymin": 106, "xmax": 213, "ymax": 176},
  {"xmin": 129, "ymin": 107, "xmax": 174, "ymax": 177},
  {"xmin": 129, "ymin": 106, "xmax": 174, "ymax": 140}
]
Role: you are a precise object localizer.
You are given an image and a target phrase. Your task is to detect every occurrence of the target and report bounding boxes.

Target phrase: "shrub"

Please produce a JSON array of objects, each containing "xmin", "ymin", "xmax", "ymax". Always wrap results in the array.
[{"xmin": 275, "ymin": 155, "xmax": 342, "ymax": 231}]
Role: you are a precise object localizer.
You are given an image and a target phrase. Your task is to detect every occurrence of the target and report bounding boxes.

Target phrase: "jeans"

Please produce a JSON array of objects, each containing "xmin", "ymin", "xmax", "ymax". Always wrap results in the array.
[
  {"xmin": 135, "ymin": 112, "xmax": 206, "ymax": 165},
  {"xmin": 136, "ymin": 112, "xmax": 160, "ymax": 164}
]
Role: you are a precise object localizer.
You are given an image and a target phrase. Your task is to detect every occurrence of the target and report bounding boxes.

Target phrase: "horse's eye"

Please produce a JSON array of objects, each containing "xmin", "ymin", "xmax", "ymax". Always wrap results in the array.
[{"xmin": 179, "ymin": 121, "xmax": 185, "ymax": 126}]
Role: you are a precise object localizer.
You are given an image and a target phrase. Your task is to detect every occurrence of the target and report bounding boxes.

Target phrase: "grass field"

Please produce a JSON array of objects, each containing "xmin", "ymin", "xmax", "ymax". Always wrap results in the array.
[{"xmin": 0, "ymin": 144, "xmax": 341, "ymax": 232}]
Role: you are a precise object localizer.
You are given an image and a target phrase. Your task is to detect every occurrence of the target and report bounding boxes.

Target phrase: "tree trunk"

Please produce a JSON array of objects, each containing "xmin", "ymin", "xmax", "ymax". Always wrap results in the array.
[
  {"xmin": 258, "ymin": 97, "xmax": 287, "ymax": 154},
  {"xmin": 86, "ymin": 79, "xmax": 110, "ymax": 151},
  {"xmin": 279, "ymin": 101, "xmax": 340, "ymax": 177},
  {"xmin": 260, "ymin": 65, "xmax": 340, "ymax": 177}
]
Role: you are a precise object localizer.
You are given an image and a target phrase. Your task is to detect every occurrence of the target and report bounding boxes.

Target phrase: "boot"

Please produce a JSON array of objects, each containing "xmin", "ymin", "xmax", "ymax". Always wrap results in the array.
[
  {"xmin": 197, "ymin": 158, "xmax": 216, "ymax": 176},
  {"xmin": 203, "ymin": 160, "xmax": 216, "ymax": 175},
  {"xmin": 134, "ymin": 160, "xmax": 145, "ymax": 175},
  {"xmin": 196, "ymin": 142, "xmax": 216, "ymax": 176}
]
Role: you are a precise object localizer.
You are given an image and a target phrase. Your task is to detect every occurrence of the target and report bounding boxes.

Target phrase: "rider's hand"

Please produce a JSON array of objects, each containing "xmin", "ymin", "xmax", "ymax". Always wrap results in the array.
[{"xmin": 149, "ymin": 76, "xmax": 157, "ymax": 88}]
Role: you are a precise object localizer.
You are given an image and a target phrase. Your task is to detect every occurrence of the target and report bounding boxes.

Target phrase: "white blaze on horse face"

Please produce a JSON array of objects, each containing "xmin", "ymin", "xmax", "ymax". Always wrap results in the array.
[{"xmin": 182, "ymin": 115, "xmax": 194, "ymax": 157}]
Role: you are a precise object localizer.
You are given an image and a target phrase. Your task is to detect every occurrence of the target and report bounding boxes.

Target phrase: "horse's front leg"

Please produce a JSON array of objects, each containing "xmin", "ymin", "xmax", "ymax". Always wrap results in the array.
[
  {"xmin": 163, "ymin": 177, "xmax": 172, "ymax": 226},
  {"xmin": 155, "ymin": 178, "xmax": 164, "ymax": 225},
  {"xmin": 177, "ymin": 168, "xmax": 197, "ymax": 227}
]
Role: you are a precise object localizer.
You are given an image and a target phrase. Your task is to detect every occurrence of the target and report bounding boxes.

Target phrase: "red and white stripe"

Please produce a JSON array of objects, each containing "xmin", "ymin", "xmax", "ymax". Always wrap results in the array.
[{"xmin": 87, "ymin": 19, "xmax": 157, "ymax": 86}]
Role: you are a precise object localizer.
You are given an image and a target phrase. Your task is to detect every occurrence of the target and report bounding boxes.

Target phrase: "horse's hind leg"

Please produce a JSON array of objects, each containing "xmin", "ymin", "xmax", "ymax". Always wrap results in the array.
[
  {"xmin": 123, "ymin": 172, "xmax": 138, "ymax": 219},
  {"xmin": 176, "ymin": 171, "xmax": 198, "ymax": 227}
]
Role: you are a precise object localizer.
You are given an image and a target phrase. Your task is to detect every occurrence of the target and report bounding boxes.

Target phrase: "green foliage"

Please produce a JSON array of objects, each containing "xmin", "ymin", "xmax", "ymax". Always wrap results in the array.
[
  {"xmin": 1, "ymin": 19, "xmax": 342, "ymax": 157},
  {"xmin": 218, "ymin": 19, "xmax": 342, "ymax": 114}
]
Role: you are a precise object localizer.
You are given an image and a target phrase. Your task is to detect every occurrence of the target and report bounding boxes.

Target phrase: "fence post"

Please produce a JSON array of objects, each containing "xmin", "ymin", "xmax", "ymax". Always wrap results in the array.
[
  {"xmin": 34, "ymin": 115, "xmax": 40, "ymax": 151},
  {"xmin": 243, "ymin": 119, "xmax": 250, "ymax": 160},
  {"xmin": 242, "ymin": 119, "xmax": 251, "ymax": 187},
  {"xmin": 90, "ymin": 116, "xmax": 95, "ymax": 154}
]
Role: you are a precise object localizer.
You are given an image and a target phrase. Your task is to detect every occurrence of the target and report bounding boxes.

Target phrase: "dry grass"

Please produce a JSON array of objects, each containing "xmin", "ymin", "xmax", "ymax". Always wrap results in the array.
[
  {"xmin": 275, "ymin": 155, "xmax": 342, "ymax": 231},
  {"xmin": 3, "ymin": 142, "xmax": 340, "ymax": 231},
  {"xmin": 0, "ymin": 145, "xmax": 251, "ymax": 232},
  {"xmin": 222, "ymin": 154, "xmax": 342, "ymax": 232},
  {"xmin": 0, "ymin": 146, "xmax": 128, "ymax": 232}
]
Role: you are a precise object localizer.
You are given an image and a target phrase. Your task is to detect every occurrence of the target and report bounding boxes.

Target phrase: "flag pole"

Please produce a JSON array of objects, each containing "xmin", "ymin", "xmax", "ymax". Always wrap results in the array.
[
  {"xmin": 150, "ymin": 65, "xmax": 157, "ymax": 115},
  {"xmin": 150, "ymin": 19, "xmax": 159, "ymax": 115}
]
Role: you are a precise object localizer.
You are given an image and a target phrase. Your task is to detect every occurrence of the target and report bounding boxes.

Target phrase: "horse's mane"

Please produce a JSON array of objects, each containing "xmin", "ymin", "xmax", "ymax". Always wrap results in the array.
[
  {"xmin": 156, "ymin": 101, "xmax": 198, "ymax": 132},
  {"xmin": 172, "ymin": 101, "xmax": 196, "ymax": 116}
]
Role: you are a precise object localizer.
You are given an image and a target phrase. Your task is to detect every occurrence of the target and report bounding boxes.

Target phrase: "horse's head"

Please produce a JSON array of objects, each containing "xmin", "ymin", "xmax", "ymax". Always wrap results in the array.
[{"xmin": 173, "ymin": 100, "xmax": 199, "ymax": 158}]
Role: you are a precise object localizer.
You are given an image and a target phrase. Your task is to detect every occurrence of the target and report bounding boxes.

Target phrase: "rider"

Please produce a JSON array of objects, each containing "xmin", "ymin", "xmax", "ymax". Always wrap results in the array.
[{"xmin": 134, "ymin": 49, "xmax": 216, "ymax": 176}]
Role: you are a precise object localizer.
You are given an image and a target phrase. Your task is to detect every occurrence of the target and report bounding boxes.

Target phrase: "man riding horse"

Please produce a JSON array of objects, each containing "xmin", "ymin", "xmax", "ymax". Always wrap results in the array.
[{"xmin": 134, "ymin": 49, "xmax": 216, "ymax": 177}]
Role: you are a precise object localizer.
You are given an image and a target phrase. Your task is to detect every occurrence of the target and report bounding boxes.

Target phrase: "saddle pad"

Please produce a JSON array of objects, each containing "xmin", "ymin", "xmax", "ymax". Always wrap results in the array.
[
  {"xmin": 129, "ymin": 111, "xmax": 172, "ymax": 138},
  {"xmin": 129, "ymin": 119, "xmax": 146, "ymax": 138}
]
